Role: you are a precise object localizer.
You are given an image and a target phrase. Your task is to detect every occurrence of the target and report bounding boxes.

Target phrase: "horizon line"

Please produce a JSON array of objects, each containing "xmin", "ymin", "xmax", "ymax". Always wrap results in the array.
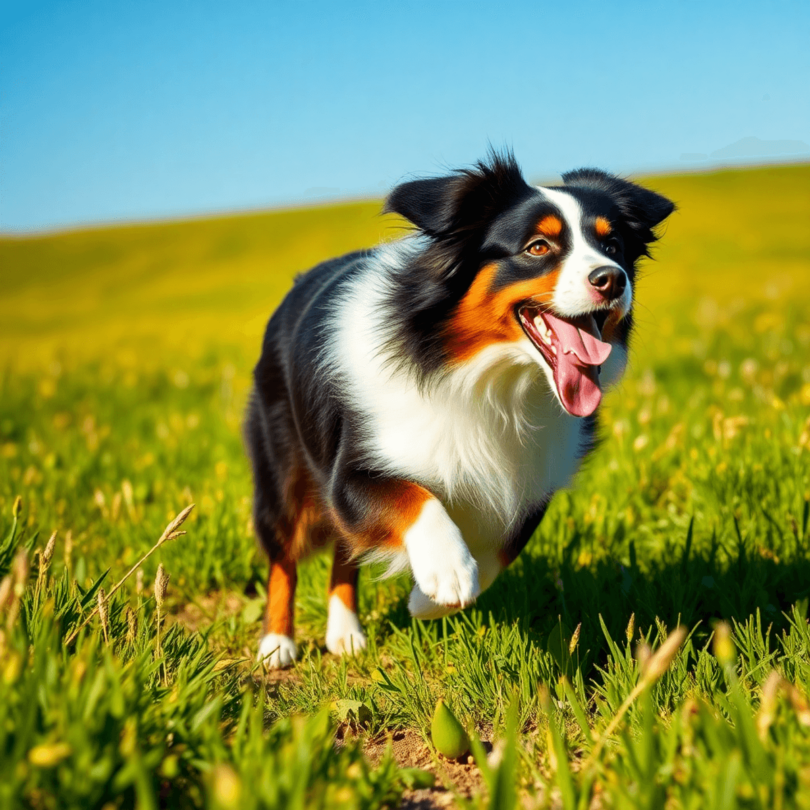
[{"xmin": 2, "ymin": 156, "xmax": 808, "ymax": 240}]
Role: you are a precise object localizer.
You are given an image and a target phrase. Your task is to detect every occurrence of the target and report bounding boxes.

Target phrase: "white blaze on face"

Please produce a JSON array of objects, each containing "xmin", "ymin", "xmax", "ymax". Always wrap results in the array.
[{"xmin": 537, "ymin": 186, "xmax": 632, "ymax": 318}]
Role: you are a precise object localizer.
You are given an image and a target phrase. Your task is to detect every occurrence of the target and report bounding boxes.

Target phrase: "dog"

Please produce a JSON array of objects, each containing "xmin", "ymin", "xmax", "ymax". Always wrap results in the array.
[{"xmin": 245, "ymin": 152, "xmax": 674, "ymax": 668}]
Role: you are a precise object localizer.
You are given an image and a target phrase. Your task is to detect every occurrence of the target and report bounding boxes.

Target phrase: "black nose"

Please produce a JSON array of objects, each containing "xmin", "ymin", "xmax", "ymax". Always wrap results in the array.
[{"xmin": 588, "ymin": 266, "xmax": 627, "ymax": 301}]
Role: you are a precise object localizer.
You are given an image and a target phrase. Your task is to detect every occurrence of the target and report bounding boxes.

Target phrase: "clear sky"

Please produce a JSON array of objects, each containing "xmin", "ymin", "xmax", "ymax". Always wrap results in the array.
[{"xmin": 1, "ymin": 0, "xmax": 808, "ymax": 232}]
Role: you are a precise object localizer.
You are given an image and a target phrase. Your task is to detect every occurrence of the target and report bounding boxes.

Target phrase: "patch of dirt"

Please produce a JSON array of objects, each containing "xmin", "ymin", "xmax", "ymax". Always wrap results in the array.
[
  {"xmin": 364, "ymin": 728, "xmax": 490, "ymax": 809},
  {"xmin": 172, "ymin": 592, "xmax": 487, "ymax": 807},
  {"xmin": 257, "ymin": 666, "xmax": 305, "ymax": 686},
  {"xmin": 171, "ymin": 590, "xmax": 243, "ymax": 633}
]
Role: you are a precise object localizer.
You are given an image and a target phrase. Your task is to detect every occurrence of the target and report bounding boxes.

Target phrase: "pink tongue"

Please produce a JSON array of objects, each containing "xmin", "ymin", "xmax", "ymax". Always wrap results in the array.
[
  {"xmin": 555, "ymin": 362, "xmax": 603, "ymax": 418},
  {"xmin": 544, "ymin": 313, "xmax": 613, "ymax": 366},
  {"xmin": 541, "ymin": 313, "xmax": 613, "ymax": 418}
]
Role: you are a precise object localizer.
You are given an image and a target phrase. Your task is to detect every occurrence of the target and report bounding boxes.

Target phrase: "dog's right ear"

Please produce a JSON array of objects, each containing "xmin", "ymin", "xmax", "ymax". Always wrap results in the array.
[
  {"xmin": 384, "ymin": 175, "xmax": 471, "ymax": 238},
  {"xmin": 385, "ymin": 151, "xmax": 533, "ymax": 240}
]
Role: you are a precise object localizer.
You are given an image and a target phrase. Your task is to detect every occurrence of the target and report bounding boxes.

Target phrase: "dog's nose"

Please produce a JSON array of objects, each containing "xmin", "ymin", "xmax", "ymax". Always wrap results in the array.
[{"xmin": 588, "ymin": 266, "xmax": 627, "ymax": 301}]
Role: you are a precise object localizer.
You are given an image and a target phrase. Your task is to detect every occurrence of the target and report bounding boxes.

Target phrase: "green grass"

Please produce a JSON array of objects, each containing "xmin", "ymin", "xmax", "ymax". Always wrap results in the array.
[{"xmin": 1, "ymin": 162, "xmax": 810, "ymax": 808}]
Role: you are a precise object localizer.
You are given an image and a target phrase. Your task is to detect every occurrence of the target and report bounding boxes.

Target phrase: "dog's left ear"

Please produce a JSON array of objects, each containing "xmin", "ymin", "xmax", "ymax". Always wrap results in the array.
[{"xmin": 562, "ymin": 168, "xmax": 675, "ymax": 248}]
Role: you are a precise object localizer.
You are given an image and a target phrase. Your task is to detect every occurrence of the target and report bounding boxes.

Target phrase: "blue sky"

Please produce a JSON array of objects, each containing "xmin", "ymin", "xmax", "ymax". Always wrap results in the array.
[{"xmin": 1, "ymin": 0, "xmax": 808, "ymax": 232}]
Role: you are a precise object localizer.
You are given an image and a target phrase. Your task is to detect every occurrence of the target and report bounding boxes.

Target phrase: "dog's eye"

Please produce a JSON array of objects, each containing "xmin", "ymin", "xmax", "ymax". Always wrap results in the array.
[
  {"xmin": 604, "ymin": 240, "xmax": 620, "ymax": 256},
  {"xmin": 526, "ymin": 240, "xmax": 550, "ymax": 256}
]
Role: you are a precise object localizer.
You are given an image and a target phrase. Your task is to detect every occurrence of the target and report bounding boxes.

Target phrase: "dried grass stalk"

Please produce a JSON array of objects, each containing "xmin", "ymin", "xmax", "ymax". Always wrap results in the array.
[
  {"xmin": 65, "ymin": 504, "xmax": 194, "ymax": 645},
  {"xmin": 154, "ymin": 564, "xmax": 169, "ymax": 607},
  {"xmin": 125, "ymin": 606, "xmax": 137, "ymax": 646},
  {"xmin": 35, "ymin": 531, "xmax": 57, "ymax": 601},
  {"xmin": 583, "ymin": 626, "xmax": 687, "ymax": 771}
]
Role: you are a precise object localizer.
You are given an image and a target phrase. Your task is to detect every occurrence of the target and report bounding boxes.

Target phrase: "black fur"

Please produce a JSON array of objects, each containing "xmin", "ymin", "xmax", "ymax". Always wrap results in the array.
[{"xmin": 501, "ymin": 500, "xmax": 551, "ymax": 566}]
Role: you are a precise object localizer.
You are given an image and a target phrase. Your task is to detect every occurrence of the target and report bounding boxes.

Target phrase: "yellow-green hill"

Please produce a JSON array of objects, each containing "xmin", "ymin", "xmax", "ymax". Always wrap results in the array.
[{"xmin": 2, "ymin": 163, "xmax": 808, "ymax": 373}]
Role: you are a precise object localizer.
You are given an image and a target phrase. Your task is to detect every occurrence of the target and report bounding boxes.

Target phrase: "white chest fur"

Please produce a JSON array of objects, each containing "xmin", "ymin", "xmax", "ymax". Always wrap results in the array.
[
  {"xmin": 365, "ymin": 345, "xmax": 585, "ymax": 555},
  {"xmin": 327, "ymin": 262, "xmax": 586, "ymax": 555}
]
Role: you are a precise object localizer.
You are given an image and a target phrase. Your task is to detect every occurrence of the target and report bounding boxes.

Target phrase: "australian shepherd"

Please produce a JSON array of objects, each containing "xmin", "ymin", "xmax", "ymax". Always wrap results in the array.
[{"xmin": 245, "ymin": 152, "xmax": 674, "ymax": 667}]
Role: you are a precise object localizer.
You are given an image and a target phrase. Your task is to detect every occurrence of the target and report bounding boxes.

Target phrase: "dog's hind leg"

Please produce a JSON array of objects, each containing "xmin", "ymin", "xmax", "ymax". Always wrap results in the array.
[
  {"xmin": 325, "ymin": 541, "xmax": 367, "ymax": 656},
  {"xmin": 246, "ymin": 394, "xmax": 309, "ymax": 669}
]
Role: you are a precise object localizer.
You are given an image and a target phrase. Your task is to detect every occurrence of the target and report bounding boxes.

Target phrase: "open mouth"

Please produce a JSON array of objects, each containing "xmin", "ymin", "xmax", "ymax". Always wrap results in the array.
[{"xmin": 518, "ymin": 305, "xmax": 613, "ymax": 418}]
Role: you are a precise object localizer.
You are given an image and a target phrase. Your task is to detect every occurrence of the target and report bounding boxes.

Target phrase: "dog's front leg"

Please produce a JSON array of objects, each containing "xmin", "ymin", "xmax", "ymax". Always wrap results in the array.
[
  {"xmin": 330, "ymin": 469, "xmax": 480, "ymax": 617},
  {"xmin": 403, "ymin": 498, "xmax": 480, "ymax": 616}
]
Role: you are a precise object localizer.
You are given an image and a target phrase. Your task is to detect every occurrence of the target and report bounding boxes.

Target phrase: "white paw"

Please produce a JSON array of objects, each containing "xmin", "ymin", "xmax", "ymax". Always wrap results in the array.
[
  {"xmin": 404, "ymin": 499, "xmax": 480, "ymax": 608},
  {"xmin": 409, "ymin": 552, "xmax": 502, "ymax": 618},
  {"xmin": 258, "ymin": 633, "xmax": 297, "ymax": 669},
  {"xmin": 325, "ymin": 594, "xmax": 367, "ymax": 656},
  {"xmin": 408, "ymin": 585, "xmax": 461, "ymax": 619}
]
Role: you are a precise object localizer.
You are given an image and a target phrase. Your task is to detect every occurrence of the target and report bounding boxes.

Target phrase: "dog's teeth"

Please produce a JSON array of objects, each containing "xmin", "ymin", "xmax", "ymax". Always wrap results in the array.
[
  {"xmin": 550, "ymin": 346, "xmax": 557, "ymax": 355},
  {"xmin": 534, "ymin": 317, "xmax": 553, "ymax": 345}
]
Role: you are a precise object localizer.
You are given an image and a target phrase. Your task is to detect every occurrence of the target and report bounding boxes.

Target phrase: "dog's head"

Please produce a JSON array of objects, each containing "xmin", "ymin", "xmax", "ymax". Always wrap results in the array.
[{"xmin": 385, "ymin": 152, "xmax": 675, "ymax": 417}]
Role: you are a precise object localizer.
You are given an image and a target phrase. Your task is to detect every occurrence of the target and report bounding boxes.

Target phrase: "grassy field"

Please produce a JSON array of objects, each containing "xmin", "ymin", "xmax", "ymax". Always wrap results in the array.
[{"xmin": 1, "ymin": 162, "xmax": 810, "ymax": 808}]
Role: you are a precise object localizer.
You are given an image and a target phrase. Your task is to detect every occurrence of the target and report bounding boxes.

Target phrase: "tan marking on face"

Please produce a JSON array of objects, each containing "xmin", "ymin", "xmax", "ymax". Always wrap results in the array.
[
  {"xmin": 598, "ymin": 307, "xmax": 625, "ymax": 343},
  {"xmin": 534, "ymin": 215, "xmax": 563, "ymax": 238},
  {"xmin": 595, "ymin": 216, "xmax": 612, "ymax": 238},
  {"xmin": 445, "ymin": 263, "xmax": 562, "ymax": 361}
]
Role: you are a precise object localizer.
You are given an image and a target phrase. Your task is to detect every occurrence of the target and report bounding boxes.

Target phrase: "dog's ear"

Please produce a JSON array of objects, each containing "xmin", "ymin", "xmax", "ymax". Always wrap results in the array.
[
  {"xmin": 562, "ymin": 168, "xmax": 675, "ymax": 247},
  {"xmin": 385, "ymin": 151, "xmax": 533, "ymax": 240},
  {"xmin": 384, "ymin": 175, "xmax": 467, "ymax": 237}
]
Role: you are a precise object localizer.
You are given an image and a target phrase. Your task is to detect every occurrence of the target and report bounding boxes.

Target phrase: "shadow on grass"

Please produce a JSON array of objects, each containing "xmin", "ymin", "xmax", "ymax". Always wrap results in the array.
[
  {"xmin": 502, "ymin": 533, "xmax": 805, "ymax": 663},
  {"xmin": 380, "ymin": 516, "xmax": 810, "ymax": 676}
]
